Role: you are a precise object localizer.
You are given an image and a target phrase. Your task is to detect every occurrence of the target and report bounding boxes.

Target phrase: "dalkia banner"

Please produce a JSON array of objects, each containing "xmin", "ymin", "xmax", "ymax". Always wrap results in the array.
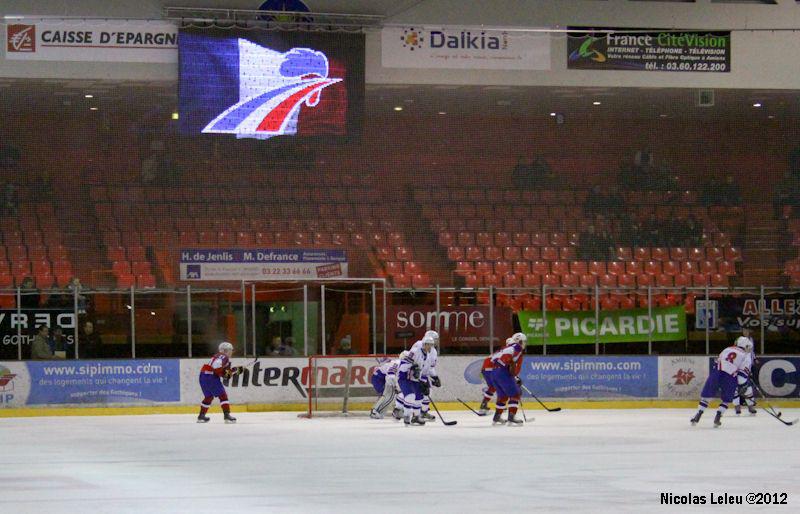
[
  {"xmin": 381, "ymin": 25, "xmax": 551, "ymax": 70},
  {"xmin": 179, "ymin": 248, "xmax": 348, "ymax": 281},
  {"xmin": 567, "ymin": 27, "xmax": 730, "ymax": 72},
  {"xmin": 518, "ymin": 306, "xmax": 686, "ymax": 345},
  {"xmin": 5, "ymin": 19, "xmax": 177, "ymax": 63}
]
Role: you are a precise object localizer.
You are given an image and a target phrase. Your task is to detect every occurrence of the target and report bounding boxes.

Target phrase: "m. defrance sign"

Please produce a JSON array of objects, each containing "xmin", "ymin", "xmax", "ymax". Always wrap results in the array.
[{"xmin": 179, "ymin": 248, "xmax": 348, "ymax": 281}]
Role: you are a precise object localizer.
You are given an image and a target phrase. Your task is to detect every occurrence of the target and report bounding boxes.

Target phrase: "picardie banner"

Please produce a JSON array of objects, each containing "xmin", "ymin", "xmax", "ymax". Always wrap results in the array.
[{"xmin": 518, "ymin": 306, "xmax": 686, "ymax": 345}]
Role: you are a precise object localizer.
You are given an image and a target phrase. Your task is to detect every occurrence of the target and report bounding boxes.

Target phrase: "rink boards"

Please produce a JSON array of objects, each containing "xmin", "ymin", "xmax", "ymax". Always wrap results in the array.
[{"xmin": 1, "ymin": 355, "xmax": 799, "ymax": 411}]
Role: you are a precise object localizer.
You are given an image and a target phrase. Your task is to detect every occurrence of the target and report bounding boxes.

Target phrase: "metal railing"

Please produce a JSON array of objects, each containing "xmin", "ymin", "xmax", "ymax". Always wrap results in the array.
[{"xmin": 2, "ymin": 282, "xmax": 797, "ymax": 360}]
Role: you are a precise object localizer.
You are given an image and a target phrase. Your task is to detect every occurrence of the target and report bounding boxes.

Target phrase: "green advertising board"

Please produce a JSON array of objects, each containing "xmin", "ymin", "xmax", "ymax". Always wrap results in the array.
[{"xmin": 518, "ymin": 306, "xmax": 686, "ymax": 345}]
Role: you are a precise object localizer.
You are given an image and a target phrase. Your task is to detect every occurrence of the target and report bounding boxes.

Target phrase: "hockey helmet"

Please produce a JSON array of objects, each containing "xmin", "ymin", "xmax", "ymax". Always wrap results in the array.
[
  {"xmin": 218, "ymin": 341, "xmax": 234, "ymax": 354},
  {"xmin": 735, "ymin": 336, "xmax": 753, "ymax": 353},
  {"xmin": 510, "ymin": 332, "xmax": 527, "ymax": 347},
  {"xmin": 424, "ymin": 330, "xmax": 440, "ymax": 346}
]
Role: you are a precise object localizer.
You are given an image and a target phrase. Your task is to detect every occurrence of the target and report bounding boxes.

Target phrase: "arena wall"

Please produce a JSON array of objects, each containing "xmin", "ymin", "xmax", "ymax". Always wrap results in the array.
[
  {"xmin": 2, "ymin": 0, "xmax": 800, "ymax": 87},
  {"xmin": 2, "ymin": 355, "xmax": 799, "ymax": 413}
]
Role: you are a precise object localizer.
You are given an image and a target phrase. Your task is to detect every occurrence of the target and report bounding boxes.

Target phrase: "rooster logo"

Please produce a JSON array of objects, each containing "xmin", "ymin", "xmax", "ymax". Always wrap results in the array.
[{"xmin": 202, "ymin": 39, "xmax": 341, "ymax": 139}]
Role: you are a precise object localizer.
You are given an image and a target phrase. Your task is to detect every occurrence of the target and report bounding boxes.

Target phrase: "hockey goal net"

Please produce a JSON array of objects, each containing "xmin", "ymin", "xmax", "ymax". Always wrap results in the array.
[{"xmin": 299, "ymin": 354, "xmax": 394, "ymax": 419}]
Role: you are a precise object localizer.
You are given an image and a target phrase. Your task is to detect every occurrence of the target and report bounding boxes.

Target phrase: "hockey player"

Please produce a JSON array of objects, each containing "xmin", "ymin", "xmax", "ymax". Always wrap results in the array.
[
  {"xmin": 417, "ymin": 330, "xmax": 441, "ymax": 421},
  {"xmin": 478, "ymin": 336, "xmax": 512, "ymax": 415},
  {"xmin": 733, "ymin": 330, "xmax": 758, "ymax": 415},
  {"xmin": 690, "ymin": 340, "xmax": 752, "ymax": 428},
  {"xmin": 369, "ymin": 353, "xmax": 402, "ymax": 419},
  {"xmin": 485, "ymin": 333, "xmax": 527, "ymax": 426},
  {"xmin": 197, "ymin": 342, "xmax": 241, "ymax": 424},
  {"xmin": 397, "ymin": 336, "xmax": 436, "ymax": 426}
]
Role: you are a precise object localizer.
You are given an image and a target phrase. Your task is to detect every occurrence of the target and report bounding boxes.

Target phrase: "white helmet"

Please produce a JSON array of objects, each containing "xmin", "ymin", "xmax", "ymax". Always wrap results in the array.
[
  {"xmin": 424, "ymin": 330, "xmax": 440, "ymax": 346},
  {"xmin": 510, "ymin": 332, "xmax": 527, "ymax": 347},
  {"xmin": 218, "ymin": 341, "xmax": 234, "ymax": 354},
  {"xmin": 735, "ymin": 336, "xmax": 753, "ymax": 353},
  {"xmin": 421, "ymin": 336, "xmax": 435, "ymax": 348}
]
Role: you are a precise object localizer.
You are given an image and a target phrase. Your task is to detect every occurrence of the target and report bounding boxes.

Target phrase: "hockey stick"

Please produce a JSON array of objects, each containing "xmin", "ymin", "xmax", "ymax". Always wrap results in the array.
[
  {"xmin": 750, "ymin": 380, "xmax": 798, "ymax": 426},
  {"xmin": 521, "ymin": 384, "xmax": 562, "ymax": 412},
  {"xmin": 456, "ymin": 398, "xmax": 488, "ymax": 416},
  {"xmin": 519, "ymin": 400, "xmax": 528, "ymax": 423},
  {"xmin": 427, "ymin": 396, "xmax": 457, "ymax": 426}
]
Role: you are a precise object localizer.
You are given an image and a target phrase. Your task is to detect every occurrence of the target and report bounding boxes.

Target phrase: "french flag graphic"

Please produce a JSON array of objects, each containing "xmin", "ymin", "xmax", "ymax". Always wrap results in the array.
[{"xmin": 179, "ymin": 34, "xmax": 346, "ymax": 139}]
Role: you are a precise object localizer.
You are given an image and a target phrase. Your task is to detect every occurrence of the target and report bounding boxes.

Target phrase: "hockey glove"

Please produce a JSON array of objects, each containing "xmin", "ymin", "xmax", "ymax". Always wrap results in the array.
[
  {"xmin": 420, "ymin": 381, "xmax": 431, "ymax": 396},
  {"xmin": 223, "ymin": 366, "xmax": 243, "ymax": 379},
  {"xmin": 431, "ymin": 376, "xmax": 441, "ymax": 388},
  {"xmin": 411, "ymin": 364, "xmax": 421, "ymax": 381}
]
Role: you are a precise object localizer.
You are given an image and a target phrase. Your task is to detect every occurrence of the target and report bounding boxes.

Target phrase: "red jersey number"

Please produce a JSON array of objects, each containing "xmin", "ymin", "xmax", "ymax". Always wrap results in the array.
[{"xmin": 725, "ymin": 352, "xmax": 737, "ymax": 364}]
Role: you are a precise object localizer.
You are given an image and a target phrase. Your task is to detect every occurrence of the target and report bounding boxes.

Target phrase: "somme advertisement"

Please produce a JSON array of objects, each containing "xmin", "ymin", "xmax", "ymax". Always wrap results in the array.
[
  {"xmin": 387, "ymin": 305, "xmax": 513, "ymax": 348},
  {"xmin": 518, "ymin": 306, "xmax": 686, "ymax": 345},
  {"xmin": 567, "ymin": 27, "xmax": 730, "ymax": 72}
]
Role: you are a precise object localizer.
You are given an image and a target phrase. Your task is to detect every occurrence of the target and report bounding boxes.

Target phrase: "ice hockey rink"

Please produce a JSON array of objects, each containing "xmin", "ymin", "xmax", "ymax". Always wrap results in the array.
[{"xmin": 2, "ymin": 408, "xmax": 798, "ymax": 514}]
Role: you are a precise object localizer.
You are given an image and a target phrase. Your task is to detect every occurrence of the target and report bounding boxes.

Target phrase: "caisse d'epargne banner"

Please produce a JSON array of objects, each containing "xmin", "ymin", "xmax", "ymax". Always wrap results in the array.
[
  {"xmin": 179, "ymin": 248, "xmax": 348, "ymax": 281},
  {"xmin": 5, "ymin": 19, "xmax": 177, "ymax": 62},
  {"xmin": 381, "ymin": 25, "xmax": 551, "ymax": 70},
  {"xmin": 567, "ymin": 27, "xmax": 730, "ymax": 72},
  {"xmin": 518, "ymin": 306, "xmax": 686, "ymax": 345}
]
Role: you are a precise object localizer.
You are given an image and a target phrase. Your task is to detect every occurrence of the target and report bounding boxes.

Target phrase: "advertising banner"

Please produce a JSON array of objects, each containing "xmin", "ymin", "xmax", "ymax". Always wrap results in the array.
[
  {"xmin": 179, "ymin": 27, "xmax": 364, "ymax": 140},
  {"xmin": 0, "ymin": 309, "xmax": 77, "ymax": 360},
  {"xmin": 714, "ymin": 294, "xmax": 800, "ymax": 339},
  {"xmin": 752, "ymin": 357, "xmax": 800, "ymax": 398},
  {"xmin": 179, "ymin": 248, "xmax": 348, "ymax": 281},
  {"xmin": 567, "ymin": 27, "xmax": 730, "ymax": 72},
  {"xmin": 518, "ymin": 306, "xmax": 686, "ymax": 345},
  {"xmin": 381, "ymin": 25, "xmax": 551, "ymax": 70},
  {"xmin": 464, "ymin": 356, "xmax": 658, "ymax": 398},
  {"xmin": 5, "ymin": 19, "xmax": 177, "ymax": 62},
  {"xmin": 24, "ymin": 360, "xmax": 180, "ymax": 404},
  {"xmin": 658, "ymin": 355, "xmax": 708, "ymax": 399},
  {"xmin": 387, "ymin": 305, "xmax": 513, "ymax": 349},
  {"xmin": 0, "ymin": 361, "xmax": 29, "ymax": 407}
]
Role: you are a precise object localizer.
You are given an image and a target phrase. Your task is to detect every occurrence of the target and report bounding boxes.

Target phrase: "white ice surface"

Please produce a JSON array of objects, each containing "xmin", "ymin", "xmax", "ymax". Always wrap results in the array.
[{"xmin": 2, "ymin": 409, "xmax": 799, "ymax": 514}]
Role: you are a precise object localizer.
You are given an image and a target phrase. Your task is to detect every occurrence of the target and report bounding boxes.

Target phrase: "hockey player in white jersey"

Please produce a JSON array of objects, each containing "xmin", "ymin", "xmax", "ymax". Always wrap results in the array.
[
  {"xmin": 733, "ymin": 329, "xmax": 757, "ymax": 416},
  {"xmin": 369, "ymin": 353, "xmax": 403, "ymax": 419},
  {"xmin": 397, "ymin": 336, "xmax": 436, "ymax": 426},
  {"xmin": 690, "ymin": 341, "xmax": 752, "ymax": 427},
  {"xmin": 416, "ymin": 330, "xmax": 441, "ymax": 421}
]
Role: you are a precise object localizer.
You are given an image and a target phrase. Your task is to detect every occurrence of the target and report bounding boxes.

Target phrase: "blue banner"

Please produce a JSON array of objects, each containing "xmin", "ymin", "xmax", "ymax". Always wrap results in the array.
[
  {"xmin": 25, "ymin": 360, "xmax": 180, "ymax": 404},
  {"xmin": 465, "ymin": 356, "xmax": 658, "ymax": 398},
  {"xmin": 740, "ymin": 357, "xmax": 799, "ymax": 398}
]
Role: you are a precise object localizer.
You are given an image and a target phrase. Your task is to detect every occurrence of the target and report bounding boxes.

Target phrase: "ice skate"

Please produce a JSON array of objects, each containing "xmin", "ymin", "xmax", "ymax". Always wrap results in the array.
[
  {"xmin": 690, "ymin": 411, "xmax": 702, "ymax": 425},
  {"xmin": 224, "ymin": 414, "xmax": 237, "ymax": 424},
  {"xmin": 478, "ymin": 399, "xmax": 490, "ymax": 415},
  {"xmin": 369, "ymin": 409, "xmax": 383, "ymax": 420},
  {"xmin": 421, "ymin": 411, "xmax": 436, "ymax": 421},
  {"xmin": 734, "ymin": 405, "xmax": 742, "ymax": 415},
  {"xmin": 392, "ymin": 407, "xmax": 403, "ymax": 420},
  {"xmin": 713, "ymin": 412, "xmax": 722, "ymax": 428},
  {"xmin": 197, "ymin": 414, "xmax": 210, "ymax": 423},
  {"xmin": 507, "ymin": 412, "xmax": 523, "ymax": 426},
  {"xmin": 411, "ymin": 415, "xmax": 426, "ymax": 426},
  {"xmin": 493, "ymin": 410, "xmax": 506, "ymax": 425},
  {"xmin": 747, "ymin": 405, "xmax": 757, "ymax": 415}
]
